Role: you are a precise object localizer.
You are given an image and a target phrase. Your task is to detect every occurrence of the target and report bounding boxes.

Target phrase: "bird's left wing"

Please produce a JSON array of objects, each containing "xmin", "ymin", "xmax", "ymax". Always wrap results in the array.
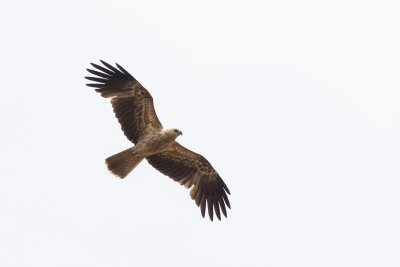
[
  {"xmin": 85, "ymin": 60, "xmax": 163, "ymax": 144},
  {"xmin": 146, "ymin": 142, "xmax": 231, "ymax": 221}
]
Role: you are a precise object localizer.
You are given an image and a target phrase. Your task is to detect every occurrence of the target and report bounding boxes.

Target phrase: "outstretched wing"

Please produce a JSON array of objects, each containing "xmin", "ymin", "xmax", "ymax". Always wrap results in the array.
[
  {"xmin": 85, "ymin": 60, "xmax": 162, "ymax": 144},
  {"xmin": 146, "ymin": 143, "xmax": 231, "ymax": 221}
]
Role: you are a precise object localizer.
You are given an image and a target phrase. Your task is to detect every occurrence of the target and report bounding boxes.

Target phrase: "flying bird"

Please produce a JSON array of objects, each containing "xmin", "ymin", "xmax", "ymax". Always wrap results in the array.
[{"xmin": 85, "ymin": 60, "xmax": 231, "ymax": 221}]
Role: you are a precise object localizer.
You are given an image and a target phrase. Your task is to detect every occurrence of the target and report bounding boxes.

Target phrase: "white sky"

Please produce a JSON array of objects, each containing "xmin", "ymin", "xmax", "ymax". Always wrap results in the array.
[{"xmin": 1, "ymin": 0, "xmax": 400, "ymax": 266}]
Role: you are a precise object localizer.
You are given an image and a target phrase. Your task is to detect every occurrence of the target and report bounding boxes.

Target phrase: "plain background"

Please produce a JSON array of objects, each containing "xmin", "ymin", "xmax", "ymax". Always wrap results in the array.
[{"xmin": 1, "ymin": 0, "xmax": 399, "ymax": 266}]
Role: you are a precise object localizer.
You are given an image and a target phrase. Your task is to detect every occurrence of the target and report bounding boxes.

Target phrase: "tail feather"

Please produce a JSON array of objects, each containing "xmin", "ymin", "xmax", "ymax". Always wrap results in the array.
[{"xmin": 105, "ymin": 147, "xmax": 144, "ymax": 178}]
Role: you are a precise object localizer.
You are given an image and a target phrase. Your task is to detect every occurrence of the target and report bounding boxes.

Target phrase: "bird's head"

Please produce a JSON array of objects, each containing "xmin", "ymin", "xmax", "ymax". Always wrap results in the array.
[{"xmin": 168, "ymin": 128, "xmax": 183, "ymax": 137}]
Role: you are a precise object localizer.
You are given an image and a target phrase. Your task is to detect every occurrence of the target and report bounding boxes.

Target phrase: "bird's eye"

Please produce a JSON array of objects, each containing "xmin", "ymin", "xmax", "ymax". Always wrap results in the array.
[{"xmin": 174, "ymin": 129, "xmax": 179, "ymax": 133}]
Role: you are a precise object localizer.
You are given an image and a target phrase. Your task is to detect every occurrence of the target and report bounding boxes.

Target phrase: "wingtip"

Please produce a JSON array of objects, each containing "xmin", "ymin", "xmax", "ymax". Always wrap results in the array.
[
  {"xmin": 100, "ymin": 60, "xmax": 110, "ymax": 67},
  {"xmin": 209, "ymin": 212, "xmax": 214, "ymax": 221},
  {"xmin": 86, "ymin": 83, "xmax": 100, "ymax": 87},
  {"xmin": 221, "ymin": 179, "xmax": 230, "ymax": 195}
]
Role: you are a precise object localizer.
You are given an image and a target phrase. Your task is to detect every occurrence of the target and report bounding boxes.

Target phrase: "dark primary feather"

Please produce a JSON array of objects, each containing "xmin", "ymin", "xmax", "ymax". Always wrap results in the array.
[
  {"xmin": 87, "ymin": 68, "xmax": 112, "ymax": 79},
  {"xmin": 147, "ymin": 142, "xmax": 231, "ymax": 221},
  {"xmin": 85, "ymin": 60, "xmax": 162, "ymax": 144}
]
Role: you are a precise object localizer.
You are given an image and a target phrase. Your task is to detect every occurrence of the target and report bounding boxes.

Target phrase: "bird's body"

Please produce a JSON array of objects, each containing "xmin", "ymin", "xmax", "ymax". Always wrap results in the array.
[
  {"xmin": 132, "ymin": 128, "xmax": 182, "ymax": 157},
  {"xmin": 85, "ymin": 60, "xmax": 230, "ymax": 221}
]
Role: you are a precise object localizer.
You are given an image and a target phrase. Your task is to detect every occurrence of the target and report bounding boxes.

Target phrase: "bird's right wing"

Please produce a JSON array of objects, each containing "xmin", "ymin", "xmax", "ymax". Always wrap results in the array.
[
  {"xmin": 146, "ymin": 142, "xmax": 231, "ymax": 221},
  {"xmin": 85, "ymin": 60, "xmax": 163, "ymax": 144}
]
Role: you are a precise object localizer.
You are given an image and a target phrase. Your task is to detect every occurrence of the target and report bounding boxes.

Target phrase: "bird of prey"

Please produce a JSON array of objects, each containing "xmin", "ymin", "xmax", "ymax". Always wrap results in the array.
[{"xmin": 85, "ymin": 60, "xmax": 231, "ymax": 221}]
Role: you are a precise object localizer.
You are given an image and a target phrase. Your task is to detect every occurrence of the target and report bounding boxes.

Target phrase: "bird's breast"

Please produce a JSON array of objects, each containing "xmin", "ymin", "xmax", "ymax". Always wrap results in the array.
[{"xmin": 136, "ymin": 132, "xmax": 176, "ymax": 156}]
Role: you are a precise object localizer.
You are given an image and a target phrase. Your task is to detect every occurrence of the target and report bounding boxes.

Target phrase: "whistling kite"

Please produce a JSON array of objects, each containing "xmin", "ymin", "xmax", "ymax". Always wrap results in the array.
[{"xmin": 85, "ymin": 61, "xmax": 230, "ymax": 221}]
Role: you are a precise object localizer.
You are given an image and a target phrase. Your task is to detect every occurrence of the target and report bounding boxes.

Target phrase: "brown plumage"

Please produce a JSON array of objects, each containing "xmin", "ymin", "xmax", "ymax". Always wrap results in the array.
[{"xmin": 85, "ymin": 60, "xmax": 231, "ymax": 221}]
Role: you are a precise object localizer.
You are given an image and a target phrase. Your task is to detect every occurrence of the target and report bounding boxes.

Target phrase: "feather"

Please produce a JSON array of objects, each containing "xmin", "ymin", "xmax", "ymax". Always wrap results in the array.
[
  {"xmin": 86, "ymin": 68, "xmax": 112, "ymax": 78},
  {"xmin": 85, "ymin": 76, "xmax": 108, "ymax": 83},
  {"xmin": 214, "ymin": 197, "xmax": 221, "ymax": 220},
  {"xmin": 86, "ymin": 83, "xmax": 103, "ymax": 88},
  {"xmin": 207, "ymin": 197, "xmax": 214, "ymax": 221},
  {"xmin": 90, "ymin": 62, "xmax": 115, "ymax": 76},
  {"xmin": 219, "ymin": 196, "xmax": 227, "ymax": 218},
  {"xmin": 200, "ymin": 194, "xmax": 207, "ymax": 218},
  {"xmin": 116, "ymin": 63, "xmax": 135, "ymax": 79},
  {"xmin": 100, "ymin": 60, "xmax": 123, "ymax": 75}
]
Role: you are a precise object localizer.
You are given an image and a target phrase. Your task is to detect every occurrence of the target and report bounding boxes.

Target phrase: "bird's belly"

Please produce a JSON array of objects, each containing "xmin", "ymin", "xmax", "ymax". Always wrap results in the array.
[{"xmin": 134, "ymin": 135, "xmax": 174, "ymax": 156}]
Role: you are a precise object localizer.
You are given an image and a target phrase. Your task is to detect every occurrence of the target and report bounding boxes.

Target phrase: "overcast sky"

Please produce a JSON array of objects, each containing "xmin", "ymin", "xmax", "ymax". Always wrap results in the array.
[{"xmin": 1, "ymin": 0, "xmax": 400, "ymax": 266}]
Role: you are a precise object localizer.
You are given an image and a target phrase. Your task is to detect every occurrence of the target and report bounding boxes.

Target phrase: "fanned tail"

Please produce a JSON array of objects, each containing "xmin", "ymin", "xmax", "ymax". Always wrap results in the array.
[{"xmin": 105, "ymin": 147, "xmax": 144, "ymax": 178}]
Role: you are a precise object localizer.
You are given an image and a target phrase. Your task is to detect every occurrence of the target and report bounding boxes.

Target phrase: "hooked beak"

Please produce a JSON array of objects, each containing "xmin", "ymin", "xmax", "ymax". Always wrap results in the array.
[{"xmin": 179, "ymin": 131, "xmax": 183, "ymax": 136}]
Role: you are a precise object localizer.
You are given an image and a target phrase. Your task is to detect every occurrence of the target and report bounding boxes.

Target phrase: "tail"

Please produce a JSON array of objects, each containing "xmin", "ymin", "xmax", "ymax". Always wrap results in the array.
[{"xmin": 105, "ymin": 147, "xmax": 144, "ymax": 178}]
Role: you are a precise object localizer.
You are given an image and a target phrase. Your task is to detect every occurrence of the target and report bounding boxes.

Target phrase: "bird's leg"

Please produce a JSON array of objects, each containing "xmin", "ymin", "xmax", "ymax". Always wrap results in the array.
[
  {"xmin": 132, "ymin": 151, "xmax": 141, "ymax": 157},
  {"xmin": 131, "ymin": 142, "xmax": 146, "ymax": 158}
]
